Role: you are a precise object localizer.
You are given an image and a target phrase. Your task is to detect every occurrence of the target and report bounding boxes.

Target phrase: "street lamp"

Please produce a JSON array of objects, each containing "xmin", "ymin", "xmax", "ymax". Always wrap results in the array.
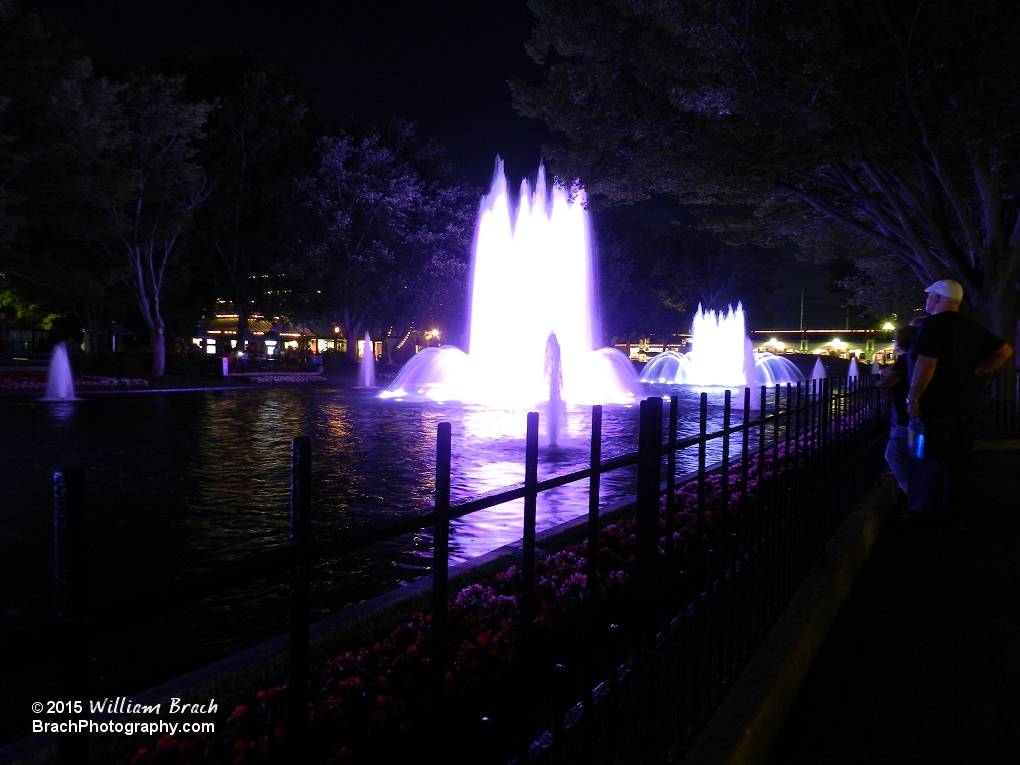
[{"xmin": 264, "ymin": 330, "xmax": 280, "ymax": 356}]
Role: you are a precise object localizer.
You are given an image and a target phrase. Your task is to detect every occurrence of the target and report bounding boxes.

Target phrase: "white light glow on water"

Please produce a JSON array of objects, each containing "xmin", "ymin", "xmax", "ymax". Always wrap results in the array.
[{"xmin": 383, "ymin": 159, "xmax": 639, "ymax": 408}]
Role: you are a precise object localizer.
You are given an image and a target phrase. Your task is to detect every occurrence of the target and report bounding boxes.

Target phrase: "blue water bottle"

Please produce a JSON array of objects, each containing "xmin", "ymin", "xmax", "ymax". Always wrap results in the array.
[{"xmin": 907, "ymin": 418, "xmax": 925, "ymax": 458}]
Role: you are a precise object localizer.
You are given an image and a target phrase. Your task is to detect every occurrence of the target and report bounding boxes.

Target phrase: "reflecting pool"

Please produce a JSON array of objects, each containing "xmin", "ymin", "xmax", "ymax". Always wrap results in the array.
[{"xmin": 0, "ymin": 383, "xmax": 761, "ymax": 720}]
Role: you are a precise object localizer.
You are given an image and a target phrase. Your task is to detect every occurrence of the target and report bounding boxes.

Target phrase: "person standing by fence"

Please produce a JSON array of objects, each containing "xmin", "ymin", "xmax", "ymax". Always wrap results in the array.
[
  {"xmin": 905, "ymin": 279, "xmax": 1013, "ymax": 528},
  {"xmin": 877, "ymin": 324, "xmax": 917, "ymax": 506}
]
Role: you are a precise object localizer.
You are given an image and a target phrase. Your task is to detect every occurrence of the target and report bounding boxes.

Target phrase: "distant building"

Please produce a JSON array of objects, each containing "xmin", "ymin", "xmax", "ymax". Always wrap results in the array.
[{"xmin": 616, "ymin": 328, "xmax": 896, "ymax": 365}]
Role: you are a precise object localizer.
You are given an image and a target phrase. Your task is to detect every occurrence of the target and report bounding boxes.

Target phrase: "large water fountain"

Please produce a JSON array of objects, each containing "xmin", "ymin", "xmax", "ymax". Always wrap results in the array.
[
  {"xmin": 383, "ymin": 160, "xmax": 639, "ymax": 407},
  {"xmin": 639, "ymin": 304, "xmax": 804, "ymax": 388}
]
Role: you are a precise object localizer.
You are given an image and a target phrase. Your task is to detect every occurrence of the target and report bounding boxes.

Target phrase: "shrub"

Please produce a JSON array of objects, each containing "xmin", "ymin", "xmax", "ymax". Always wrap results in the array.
[
  {"xmin": 320, "ymin": 350, "xmax": 351, "ymax": 371},
  {"xmin": 164, "ymin": 353, "xmax": 201, "ymax": 376},
  {"xmin": 72, "ymin": 351, "xmax": 149, "ymax": 376}
]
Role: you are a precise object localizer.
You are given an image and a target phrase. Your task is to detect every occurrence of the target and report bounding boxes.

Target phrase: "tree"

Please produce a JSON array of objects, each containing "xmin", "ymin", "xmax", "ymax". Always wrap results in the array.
[
  {"xmin": 515, "ymin": 0, "xmax": 1020, "ymax": 343},
  {"xmin": 0, "ymin": 0, "xmax": 85, "ymax": 250},
  {"xmin": 595, "ymin": 211, "xmax": 777, "ymax": 339},
  {"xmin": 97, "ymin": 74, "xmax": 212, "ymax": 375},
  {"xmin": 0, "ymin": 272, "xmax": 60, "ymax": 329},
  {"xmin": 0, "ymin": 6, "xmax": 213, "ymax": 368},
  {"xmin": 171, "ymin": 53, "xmax": 311, "ymax": 341},
  {"xmin": 290, "ymin": 123, "xmax": 475, "ymax": 359},
  {"xmin": 0, "ymin": 0, "xmax": 135, "ymax": 344}
]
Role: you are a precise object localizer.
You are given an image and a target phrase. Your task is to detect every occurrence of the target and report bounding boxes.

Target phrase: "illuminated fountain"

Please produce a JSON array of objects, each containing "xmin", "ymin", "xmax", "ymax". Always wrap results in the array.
[
  {"xmin": 640, "ymin": 304, "xmax": 804, "ymax": 388},
  {"xmin": 357, "ymin": 332, "xmax": 376, "ymax": 388},
  {"xmin": 810, "ymin": 357, "xmax": 826, "ymax": 381},
  {"xmin": 383, "ymin": 160, "xmax": 639, "ymax": 408},
  {"xmin": 42, "ymin": 342, "xmax": 77, "ymax": 401}
]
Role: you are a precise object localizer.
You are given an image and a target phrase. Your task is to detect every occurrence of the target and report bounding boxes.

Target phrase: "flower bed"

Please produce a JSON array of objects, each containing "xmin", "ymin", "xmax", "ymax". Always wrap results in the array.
[
  {"xmin": 0, "ymin": 371, "xmax": 148, "ymax": 390},
  {"xmin": 130, "ymin": 422, "xmax": 860, "ymax": 764}
]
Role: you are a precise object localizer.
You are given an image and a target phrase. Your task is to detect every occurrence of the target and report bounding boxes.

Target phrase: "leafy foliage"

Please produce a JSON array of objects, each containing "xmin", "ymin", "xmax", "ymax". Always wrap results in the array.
[
  {"xmin": 515, "ymin": 0, "xmax": 1020, "ymax": 340},
  {"xmin": 97, "ymin": 73, "xmax": 213, "ymax": 375},
  {"xmin": 595, "ymin": 210, "xmax": 778, "ymax": 340},
  {"xmin": 0, "ymin": 0, "xmax": 135, "ymax": 338},
  {"xmin": 289, "ymin": 122, "xmax": 476, "ymax": 356},
  {"xmin": 172, "ymin": 53, "xmax": 312, "ymax": 339}
]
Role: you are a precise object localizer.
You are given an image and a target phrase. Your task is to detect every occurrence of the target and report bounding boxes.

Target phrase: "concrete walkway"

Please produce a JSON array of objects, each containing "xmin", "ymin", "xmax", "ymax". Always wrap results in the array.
[{"xmin": 764, "ymin": 446, "xmax": 1020, "ymax": 765}]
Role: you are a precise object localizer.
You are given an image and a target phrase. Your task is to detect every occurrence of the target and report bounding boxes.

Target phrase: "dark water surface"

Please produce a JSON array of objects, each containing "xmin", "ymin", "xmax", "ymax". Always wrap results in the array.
[{"xmin": 0, "ymin": 384, "xmax": 753, "ymax": 742}]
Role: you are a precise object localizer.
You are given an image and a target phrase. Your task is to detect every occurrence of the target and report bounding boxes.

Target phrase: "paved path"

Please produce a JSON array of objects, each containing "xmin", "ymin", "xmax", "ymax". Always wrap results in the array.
[{"xmin": 765, "ymin": 447, "xmax": 1020, "ymax": 765}]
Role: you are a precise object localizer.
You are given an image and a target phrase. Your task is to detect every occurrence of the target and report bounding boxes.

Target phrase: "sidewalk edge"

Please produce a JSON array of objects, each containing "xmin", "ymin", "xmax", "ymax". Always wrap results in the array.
[{"xmin": 679, "ymin": 476, "xmax": 899, "ymax": 765}]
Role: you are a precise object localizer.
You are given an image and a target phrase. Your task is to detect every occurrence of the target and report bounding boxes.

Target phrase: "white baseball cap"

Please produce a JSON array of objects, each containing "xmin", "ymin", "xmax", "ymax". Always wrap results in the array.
[{"xmin": 925, "ymin": 279, "xmax": 964, "ymax": 302}]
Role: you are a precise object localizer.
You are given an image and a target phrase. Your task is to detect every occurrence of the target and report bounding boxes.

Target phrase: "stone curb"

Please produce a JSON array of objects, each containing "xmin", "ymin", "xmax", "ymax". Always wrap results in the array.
[{"xmin": 679, "ymin": 475, "xmax": 899, "ymax": 765}]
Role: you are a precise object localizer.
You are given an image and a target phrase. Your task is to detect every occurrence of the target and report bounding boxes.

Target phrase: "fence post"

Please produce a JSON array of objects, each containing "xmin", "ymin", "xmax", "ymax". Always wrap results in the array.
[
  {"xmin": 782, "ymin": 383, "xmax": 794, "ymax": 601},
  {"xmin": 755, "ymin": 384, "xmax": 767, "ymax": 641},
  {"xmin": 819, "ymin": 378, "xmax": 832, "ymax": 562},
  {"xmin": 432, "ymin": 422, "xmax": 452, "ymax": 693},
  {"xmin": 289, "ymin": 436, "xmax": 312, "ymax": 756},
  {"xmin": 696, "ymin": 392, "xmax": 709, "ymax": 589},
  {"xmin": 519, "ymin": 411, "xmax": 540, "ymax": 762},
  {"xmin": 586, "ymin": 406, "xmax": 603, "ymax": 599},
  {"xmin": 635, "ymin": 397, "xmax": 663, "ymax": 763},
  {"xmin": 54, "ymin": 468, "xmax": 88, "ymax": 765},
  {"xmin": 719, "ymin": 389, "xmax": 733, "ymax": 683},
  {"xmin": 521, "ymin": 411, "xmax": 540, "ymax": 648},
  {"xmin": 739, "ymin": 386, "xmax": 752, "ymax": 665},
  {"xmin": 664, "ymin": 395, "xmax": 679, "ymax": 610},
  {"xmin": 585, "ymin": 405, "xmax": 603, "ymax": 710},
  {"xmin": 635, "ymin": 396, "xmax": 663, "ymax": 638}
]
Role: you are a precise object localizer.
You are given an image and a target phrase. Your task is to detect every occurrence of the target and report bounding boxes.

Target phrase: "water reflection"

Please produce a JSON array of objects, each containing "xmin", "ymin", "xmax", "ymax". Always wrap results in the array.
[
  {"xmin": 0, "ymin": 383, "xmax": 792, "ymax": 720},
  {"xmin": 42, "ymin": 400, "xmax": 78, "ymax": 425}
]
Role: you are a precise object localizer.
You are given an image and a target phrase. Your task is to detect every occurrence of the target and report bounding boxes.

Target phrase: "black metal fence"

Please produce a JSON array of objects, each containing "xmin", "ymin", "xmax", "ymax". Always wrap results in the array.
[
  {"xmin": 511, "ymin": 378, "xmax": 887, "ymax": 764},
  {"xmin": 16, "ymin": 377, "xmax": 896, "ymax": 763},
  {"xmin": 975, "ymin": 369, "xmax": 1020, "ymax": 437}
]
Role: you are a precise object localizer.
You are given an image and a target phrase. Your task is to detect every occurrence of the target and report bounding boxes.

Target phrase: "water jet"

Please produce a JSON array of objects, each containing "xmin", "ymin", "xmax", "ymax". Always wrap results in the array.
[
  {"xmin": 639, "ymin": 304, "xmax": 804, "ymax": 388},
  {"xmin": 383, "ymin": 160, "xmax": 639, "ymax": 420},
  {"xmin": 357, "ymin": 332, "xmax": 376, "ymax": 388},
  {"xmin": 42, "ymin": 342, "xmax": 77, "ymax": 401}
]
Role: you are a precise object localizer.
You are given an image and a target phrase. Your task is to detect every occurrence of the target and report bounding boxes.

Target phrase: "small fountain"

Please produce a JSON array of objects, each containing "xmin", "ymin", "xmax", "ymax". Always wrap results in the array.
[
  {"xmin": 810, "ymin": 357, "xmax": 826, "ymax": 381},
  {"xmin": 640, "ymin": 304, "xmax": 803, "ymax": 388},
  {"xmin": 544, "ymin": 332, "xmax": 564, "ymax": 447},
  {"xmin": 357, "ymin": 332, "xmax": 376, "ymax": 388},
  {"xmin": 847, "ymin": 358, "xmax": 859, "ymax": 378},
  {"xmin": 43, "ymin": 342, "xmax": 77, "ymax": 401}
]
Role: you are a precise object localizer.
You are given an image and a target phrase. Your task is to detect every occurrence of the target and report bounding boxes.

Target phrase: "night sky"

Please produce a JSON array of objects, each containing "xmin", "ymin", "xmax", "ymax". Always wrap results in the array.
[
  {"xmin": 22, "ymin": 0, "xmax": 851, "ymax": 329},
  {"xmin": 23, "ymin": 0, "xmax": 550, "ymax": 187}
]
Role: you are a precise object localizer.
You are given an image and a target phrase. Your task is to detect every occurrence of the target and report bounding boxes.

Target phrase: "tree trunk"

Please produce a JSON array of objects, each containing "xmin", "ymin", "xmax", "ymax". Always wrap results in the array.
[
  {"xmin": 151, "ymin": 326, "xmax": 166, "ymax": 376},
  {"xmin": 237, "ymin": 310, "xmax": 250, "ymax": 349},
  {"xmin": 970, "ymin": 282, "xmax": 1019, "ymax": 356},
  {"xmin": 343, "ymin": 311, "xmax": 361, "ymax": 363}
]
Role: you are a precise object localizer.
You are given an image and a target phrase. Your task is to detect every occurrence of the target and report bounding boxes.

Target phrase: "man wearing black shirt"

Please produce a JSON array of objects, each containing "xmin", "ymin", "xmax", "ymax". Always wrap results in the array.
[{"xmin": 906, "ymin": 279, "xmax": 1013, "ymax": 526}]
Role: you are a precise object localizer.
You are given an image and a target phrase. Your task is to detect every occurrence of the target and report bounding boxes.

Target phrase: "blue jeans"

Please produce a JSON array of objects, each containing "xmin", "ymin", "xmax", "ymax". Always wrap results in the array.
[
  {"xmin": 885, "ymin": 425, "xmax": 909, "ymax": 492},
  {"xmin": 907, "ymin": 417, "xmax": 974, "ymax": 522}
]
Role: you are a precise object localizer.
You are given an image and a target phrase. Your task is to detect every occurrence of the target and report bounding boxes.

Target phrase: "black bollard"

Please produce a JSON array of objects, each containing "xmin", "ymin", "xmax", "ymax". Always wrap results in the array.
[
  {"xmin": 289, "ymin": 437, "xmax": 312, "ymax": 757},
  {"xmin": 54, "ymin": 468, "xmax": 88, "ymax": 765},
  {"xmin": 519, "ymin": 412, "xmax": 540, "ymax": 764},
  {"xmin": 584, "ymin": 405, "xmax": 602, "ymax": 709},
  {"xmin": 432, "ymin": 422, "xmax": 452, "ymax": 694},
  {"xmin": 634, "ymin": 396, "xmax": 663, "ymax": 640}
]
